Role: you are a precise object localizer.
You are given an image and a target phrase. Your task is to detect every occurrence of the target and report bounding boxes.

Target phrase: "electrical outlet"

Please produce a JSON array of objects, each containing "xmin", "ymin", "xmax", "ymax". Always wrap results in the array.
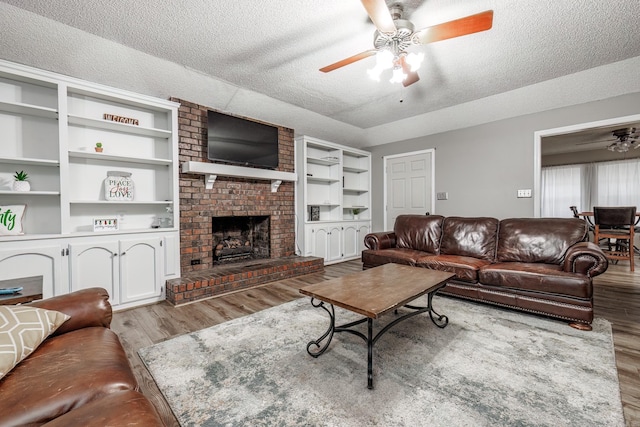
[
  {"xmin": 517, "ymin": 189, "xmax": 532, "ymax": 198},
  {"xmin": 190, "ymin": 259, "xmax": 201, "ymax": 265},
  {"xmin": 436, "ymin": 192, "xmax": 448, "ymax": 200}
]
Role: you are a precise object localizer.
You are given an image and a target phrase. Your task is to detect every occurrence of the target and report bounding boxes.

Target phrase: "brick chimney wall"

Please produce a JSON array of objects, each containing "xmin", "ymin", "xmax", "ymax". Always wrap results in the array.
[{"xmin": 172, "ymin": 98, "xmax": 296, "ymax": 274}]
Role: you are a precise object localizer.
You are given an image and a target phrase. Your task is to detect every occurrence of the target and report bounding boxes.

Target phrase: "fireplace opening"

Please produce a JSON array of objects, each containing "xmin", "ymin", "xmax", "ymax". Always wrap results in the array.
[{"xmin": 212, "ymin": 216, "xmax": 270, "ymax": 265}]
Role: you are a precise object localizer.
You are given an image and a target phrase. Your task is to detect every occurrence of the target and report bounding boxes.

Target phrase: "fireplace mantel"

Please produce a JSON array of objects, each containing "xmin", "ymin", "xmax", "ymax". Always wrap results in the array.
[{"xmin": 181, "ymin": 161, "xmax": 297, "ymax": 192}]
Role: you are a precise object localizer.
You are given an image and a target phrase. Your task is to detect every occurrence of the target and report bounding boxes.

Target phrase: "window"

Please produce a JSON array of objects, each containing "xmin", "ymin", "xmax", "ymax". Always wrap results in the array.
[{"xmin": 541, "ymin": 158, "xmax": 640, "ymax": 217}]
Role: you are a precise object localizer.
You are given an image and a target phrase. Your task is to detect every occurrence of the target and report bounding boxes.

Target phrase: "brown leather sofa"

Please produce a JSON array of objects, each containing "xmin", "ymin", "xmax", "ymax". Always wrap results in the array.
[
  {"xmin": 363, "ymin": 215, "xmax": 609, "ymax": 330},
  {"xmin": 0, "ymin": 288, "xmax": 164, "ymax": 426}
]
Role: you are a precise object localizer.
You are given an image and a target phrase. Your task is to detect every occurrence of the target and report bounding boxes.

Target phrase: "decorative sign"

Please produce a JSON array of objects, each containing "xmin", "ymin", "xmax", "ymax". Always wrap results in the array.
[
  {"xmin": 93, "ymin": 218, "xmax": 119, "ymax": 232},
  {"xmin": 104, "ymin": 171, "xmax": 134, "ymax": 201},
  {"xmin": 103, "ymin": 113, "xmax": 139, "ymax": 126}
]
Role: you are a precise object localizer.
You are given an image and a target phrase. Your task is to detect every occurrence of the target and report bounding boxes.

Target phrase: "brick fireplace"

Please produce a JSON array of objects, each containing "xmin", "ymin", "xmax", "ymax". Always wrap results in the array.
[{"xmin": 165, "ymin": 98, "xmax": 323, "ymax": 304}]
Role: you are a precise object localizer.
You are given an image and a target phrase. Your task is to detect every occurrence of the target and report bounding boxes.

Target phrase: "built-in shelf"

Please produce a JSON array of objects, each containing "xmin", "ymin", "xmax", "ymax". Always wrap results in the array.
[
  {"xmin": 0, "ymin": 100, "xmax": 58, "ymax": 119},
  {"xmin": 308, "ymin": 157, "xmax": 340, "ymax": 166},
  {"xmin": 343, "ymin": 166, "xmax": 368, "ymax": 173},
  {"xmin": 68, "ymin": 150, "xmax": 172, "ymax": 166},
  {"xmin": 70, "ymin": 200, "xmax": 172, "ymax": 205},
  {"xmin": 181, "ymin": 161, "xmax": 297, "ymax": 192},
  {"xmin": 0, "ymin": 156, "xmax": 60, "ymax": 167},
  {"xmin": 343, "ymin": 188, "xmax": 368, "ymax": 194},
  {"xmin": 308, "ymin": 177, "xmax": 341, "ymax": 184},
  {"xmin": 0, "ymin": 190, "xmax": 60, "ymax": 196},
  {"xmin": 68, "ymin": 115, "xmax": 172, "ymax": 138}
]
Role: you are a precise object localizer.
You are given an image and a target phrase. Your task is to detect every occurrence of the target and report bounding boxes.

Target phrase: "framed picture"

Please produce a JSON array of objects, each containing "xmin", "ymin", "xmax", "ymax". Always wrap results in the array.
[{"xmin": 309, "ymin": 205, "xmax": 320, "ymax": 221}]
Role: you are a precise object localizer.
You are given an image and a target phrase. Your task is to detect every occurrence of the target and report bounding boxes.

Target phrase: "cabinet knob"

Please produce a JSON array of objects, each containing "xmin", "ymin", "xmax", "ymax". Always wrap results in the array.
[{"xmin": 121, "ymin": 252, "xmax": 126, "ymax": 256}]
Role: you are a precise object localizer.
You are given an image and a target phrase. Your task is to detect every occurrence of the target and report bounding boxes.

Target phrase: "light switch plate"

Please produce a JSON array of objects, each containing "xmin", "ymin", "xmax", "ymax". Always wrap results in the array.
[
  {"xmin": 436, "ymin": 192, "xmax": 448, "ymax": 200},
  {"xmin": 517, "ymin": 189, "xmax": 532, "ymax": 198}
]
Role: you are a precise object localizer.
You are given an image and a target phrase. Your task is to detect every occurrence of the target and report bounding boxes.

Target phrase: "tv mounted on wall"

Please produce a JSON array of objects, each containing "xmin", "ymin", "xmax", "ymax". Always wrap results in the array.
[{"xmin": 207, "ymin": 110, "xmax": 280, "ymax": 169}]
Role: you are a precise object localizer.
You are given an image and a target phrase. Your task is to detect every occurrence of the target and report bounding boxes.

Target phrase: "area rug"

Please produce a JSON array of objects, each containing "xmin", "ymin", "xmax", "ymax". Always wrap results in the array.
[{"xmin": 139, "ymin": 296, "xmax": 624, "ymax": 427}]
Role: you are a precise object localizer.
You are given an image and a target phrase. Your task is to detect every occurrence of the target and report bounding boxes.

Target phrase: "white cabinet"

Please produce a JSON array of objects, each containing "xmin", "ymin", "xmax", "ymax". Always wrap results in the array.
[
  {"xmin": 0, "ymin": 244, "xmax": 66, "ymax": 299},
  {"xmin": 69, "ymin": 240, "xmax": 119, "ymax": 297},
  {"xmin": 296, "ymin": 136, "xmax": 371, "ymax": 264},
  {"xmin": 305, "ymin": 223, "xmax": 343, "ymax": 264},
  {"xmin": 343, "ymin": 221, "xmax": 372, "ymax": 260},
  {"xmin": 0, "ymin": 60, "xmax": 180, "ymax": 309},
  {"xmin": 68, "ymin": 236, "xmax": 166, "ymax": 307}
]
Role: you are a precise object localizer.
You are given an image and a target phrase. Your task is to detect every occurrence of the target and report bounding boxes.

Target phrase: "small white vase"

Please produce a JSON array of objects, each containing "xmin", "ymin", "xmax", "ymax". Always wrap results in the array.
[{"xmin": 13, "ymin": 181, "xmax": 31, "ymax": 192}]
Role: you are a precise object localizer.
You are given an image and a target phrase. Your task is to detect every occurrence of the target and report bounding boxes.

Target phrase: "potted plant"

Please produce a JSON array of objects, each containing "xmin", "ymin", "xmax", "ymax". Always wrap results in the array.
[
  {"xmin": 13, "ymin": 170, "xmax": 30, "ymax": 192},
  {"xmin": 352, "ymin": 208, "xmax": 361, "ymax": 220},
  {"xmin": 95, "ymin": 142, "xmax": 103, "ymax": 153}
]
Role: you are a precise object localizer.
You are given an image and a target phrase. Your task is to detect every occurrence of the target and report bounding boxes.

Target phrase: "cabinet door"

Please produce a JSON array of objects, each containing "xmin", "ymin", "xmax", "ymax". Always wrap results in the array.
[
  {"xmin": 310, "ymin": 226, "xmax": 329, "ymax": 260},
  {"xmin": 0, "ymin": 245, "xmax": 65, "ymax": 299},
  {"xmin": 357, "ymin": 222, "xmax": 371, "ymax": 254},
  {"xmin": 327, "ymin": 225, "xmax": 342, "ymax": 263},
  {"xmin": 69, "ymin": 241, "xmax": 119, "ymax": 302},
  {"xmin": 163, "ymin": 233, "xmax": 179, "ymax": 277},
  {"xmin": 342, "ymin": 224, "xmax": 358, "ymax": 259},
  {"xmin": 119, "ymin": 237, "xmax": 162, "ymax": 304}
]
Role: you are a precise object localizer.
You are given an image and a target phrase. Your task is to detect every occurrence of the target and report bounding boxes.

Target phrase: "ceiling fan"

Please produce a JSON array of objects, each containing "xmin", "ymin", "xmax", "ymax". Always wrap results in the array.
[
  {"xmin": 320, "ymin": 0, "xmax": 494, "ymax": 87},
  {"xmin": 576, "ymin": 127, "xmax": 640, "ymax": 152}
]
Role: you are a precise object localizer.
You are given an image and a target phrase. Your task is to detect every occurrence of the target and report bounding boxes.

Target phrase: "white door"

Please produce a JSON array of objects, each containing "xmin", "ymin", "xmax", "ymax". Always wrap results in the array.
[
  {"xmin": 69, "ymin": 241, "xmax": 119, "ymax": 302},
  {"xmin": 384, "ymin": 150, "xmax": 435, "ymax": 230},
  {"xmin": 119, "ymin": 237, "xmax": 162, "ymax": 303}
]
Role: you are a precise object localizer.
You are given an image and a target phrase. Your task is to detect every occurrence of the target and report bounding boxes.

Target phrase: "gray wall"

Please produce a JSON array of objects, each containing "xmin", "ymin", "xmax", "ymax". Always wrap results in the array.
[{"xmin": 368, "ymin": 92, "xmax": 640, "ymax": 231}]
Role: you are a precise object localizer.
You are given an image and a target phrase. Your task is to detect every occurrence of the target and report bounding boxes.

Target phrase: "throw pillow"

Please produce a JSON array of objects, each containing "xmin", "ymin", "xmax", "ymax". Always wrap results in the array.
[
  {"xmin": 0, "ymin": 305, "xmax": 70, "ymax": 379},
  {"xmin": 0, "ymin": 205, "xmax": 26, "ymax": 236}
]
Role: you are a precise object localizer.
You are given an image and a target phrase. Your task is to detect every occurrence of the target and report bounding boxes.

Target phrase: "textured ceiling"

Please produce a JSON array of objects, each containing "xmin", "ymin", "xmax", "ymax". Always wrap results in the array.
[{"xmin": 2, "ymin": 0, "xmax": 640, "ymax": 142}]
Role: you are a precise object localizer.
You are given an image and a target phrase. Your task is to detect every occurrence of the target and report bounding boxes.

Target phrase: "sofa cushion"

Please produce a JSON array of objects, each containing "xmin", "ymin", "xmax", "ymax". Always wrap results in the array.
[
  {"xmin": 394, "ymin": 215, "xmax": 444, "ymax": 254},
  {"xmin": 0, "ymin": 305, "xmax": 69, "ymax": 380},
  {"xmin": 362, "ymin": 248, "xmax": 428, "ymax": 267},
  {"xmin": 43, "ymin": 390, "xmax": 164, "ymax": 427},
  {"xmin": 0, "ymin": 327, "xmax": 138, "ymax": 426},
  {"xmin": 416, "ymin": 254, "xmax": 492, "ymax": 283},
  {"xmin": 496, "ymin": 218, "xmax": 588, "ymax": 264},
  {"xmin": 440, "ymin": 217, "xmax": 499, "ymax": 261},
  {"xmin": 479, "ymin": 262, "xmax": 592, "ymax": 299}
]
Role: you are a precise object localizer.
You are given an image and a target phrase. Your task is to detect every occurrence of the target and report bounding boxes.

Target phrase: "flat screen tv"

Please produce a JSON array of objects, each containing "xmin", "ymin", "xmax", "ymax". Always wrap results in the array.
[{"xmin": 207, "ymin": 111, "xmax": 279, "ymax": 169}]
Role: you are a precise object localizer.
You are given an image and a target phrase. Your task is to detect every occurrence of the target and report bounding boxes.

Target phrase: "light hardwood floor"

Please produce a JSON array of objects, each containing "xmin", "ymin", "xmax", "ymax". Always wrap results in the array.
[{"xmin": 112, "ymin": 260, "xmax": 640, "ymax": 427}]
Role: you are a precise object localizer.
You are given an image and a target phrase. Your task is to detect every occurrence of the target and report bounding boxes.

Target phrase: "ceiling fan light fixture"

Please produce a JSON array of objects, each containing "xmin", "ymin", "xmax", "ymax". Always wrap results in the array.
[
  {"xmin": 405, "ymin": 52, "xmax": 424, "ymax": 72},
  {"xmin": 390, "ymin": 66, "xmax": 407, "ymax": 84}
]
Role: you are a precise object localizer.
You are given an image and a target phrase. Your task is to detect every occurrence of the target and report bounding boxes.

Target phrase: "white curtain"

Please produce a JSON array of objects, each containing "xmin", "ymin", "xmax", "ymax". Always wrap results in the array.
[
  {"xmin": 541, "ymin": 164, "xmax": 581, "ymax": 217},
  {"xmin": 542, "ymin": 158, "xmax": 640, "ymax": 218},
  {"xmin": 595, "ymin": 159, "xmax": 640, "ymax": 207}
]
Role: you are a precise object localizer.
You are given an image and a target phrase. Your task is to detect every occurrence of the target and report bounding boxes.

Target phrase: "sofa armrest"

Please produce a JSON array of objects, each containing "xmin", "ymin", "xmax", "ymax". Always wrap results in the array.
[
  {"xmin": 562, "ymin": 242, "xmax": 609, "ymax": 277},
  {"xmin": 364, "ymin": 231, "xmax": 397, "ymax": 250},
  {"xmin": 28, "ymin": 287, "xmax": 112, "ymax": 336}
]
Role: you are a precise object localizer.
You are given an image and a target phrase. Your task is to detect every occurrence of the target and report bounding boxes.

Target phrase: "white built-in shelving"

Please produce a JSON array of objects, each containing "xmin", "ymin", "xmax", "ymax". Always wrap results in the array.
[
  {"xmin": 295, "ymin": 135, "xmax": 371, "ymax": 264},
  {"xmin": 0, "ymin": 59, "xmax": 180, "ymax": 309}
]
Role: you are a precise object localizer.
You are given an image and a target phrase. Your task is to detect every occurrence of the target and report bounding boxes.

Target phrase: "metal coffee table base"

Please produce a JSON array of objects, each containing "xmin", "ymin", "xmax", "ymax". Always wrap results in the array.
[{"xmin": 306, "ymin": 292, "xmax": 448, "ymax": 389}]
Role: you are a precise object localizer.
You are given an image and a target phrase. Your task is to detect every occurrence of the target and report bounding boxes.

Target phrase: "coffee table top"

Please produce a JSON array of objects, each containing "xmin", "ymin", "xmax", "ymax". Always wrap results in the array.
[{"xmin": 299, "ymin": 264, "xmax": 454, "ymax": 319}]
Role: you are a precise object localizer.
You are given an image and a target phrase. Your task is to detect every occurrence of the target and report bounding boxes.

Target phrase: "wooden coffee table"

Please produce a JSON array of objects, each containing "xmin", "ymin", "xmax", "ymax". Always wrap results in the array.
[{"xmin": 299, "ymin": 263, "xmax": 454, "ymax": 389}]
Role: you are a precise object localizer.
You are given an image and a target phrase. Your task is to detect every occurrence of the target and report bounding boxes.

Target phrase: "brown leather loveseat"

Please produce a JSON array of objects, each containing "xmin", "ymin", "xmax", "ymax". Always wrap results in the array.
[
  {"xmin": 0, "ymin": 287, "xmax": 164, "ymax": 426},
  {"xmin": 363, "ymin": 215, "xmax": 609, "ymax": 330}
]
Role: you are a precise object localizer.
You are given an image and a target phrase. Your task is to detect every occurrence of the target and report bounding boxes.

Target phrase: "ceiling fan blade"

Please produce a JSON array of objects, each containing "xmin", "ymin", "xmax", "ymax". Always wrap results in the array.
[
  {"xmin": 400, "ymin": 56, "xmax": 420, "ymax": 87},
  {"xmin": 320, "ymin": 50, "xmax": 377, "ymax": 73},
  {"xmin": 361, "ymin": 0, "xmax": 397, "ymax": 34},
  {"xmin": 414, "ymin": 10, "xmax": 494, "ymax": 44}
]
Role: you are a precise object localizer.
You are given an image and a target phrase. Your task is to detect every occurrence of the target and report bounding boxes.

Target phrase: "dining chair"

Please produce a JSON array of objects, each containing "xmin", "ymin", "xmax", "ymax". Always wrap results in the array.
[{"xmin": 593, "ymin": 206, "xmax": 636, "ymax": 272}]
